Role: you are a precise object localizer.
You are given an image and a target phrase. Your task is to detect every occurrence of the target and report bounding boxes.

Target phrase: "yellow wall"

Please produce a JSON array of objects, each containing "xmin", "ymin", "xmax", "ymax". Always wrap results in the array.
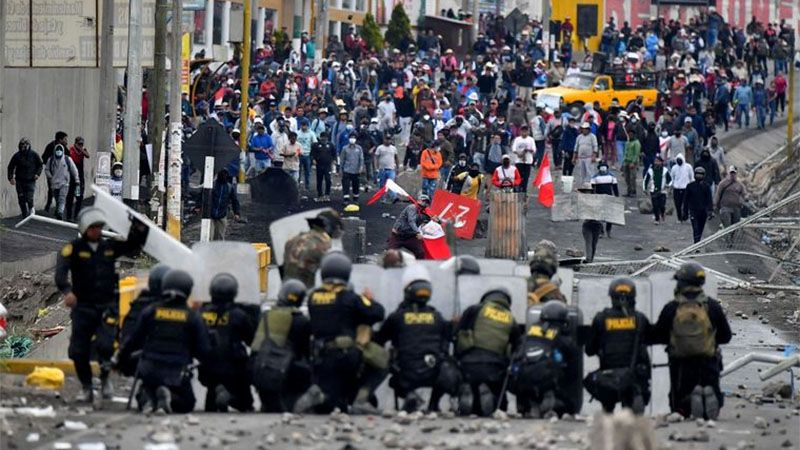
[{"xmin": 551, "ymin": 0, "xmax": 604, "ymax": 53}]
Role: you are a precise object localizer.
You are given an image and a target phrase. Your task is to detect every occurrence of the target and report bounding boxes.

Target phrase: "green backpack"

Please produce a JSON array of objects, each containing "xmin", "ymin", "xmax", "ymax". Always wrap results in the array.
[{"xmin": 670, "ymin": 296, "xmax": 716, "ymax": 358}]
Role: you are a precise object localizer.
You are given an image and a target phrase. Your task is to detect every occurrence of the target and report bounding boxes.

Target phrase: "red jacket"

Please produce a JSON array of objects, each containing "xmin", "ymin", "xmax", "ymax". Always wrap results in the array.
[{"xmin": 492, "ymin": 164, "xmax": 521, "ymax": 188}]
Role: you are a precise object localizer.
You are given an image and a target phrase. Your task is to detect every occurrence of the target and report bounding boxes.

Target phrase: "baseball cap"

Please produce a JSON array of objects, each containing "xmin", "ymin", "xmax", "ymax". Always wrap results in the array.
[{"xmin": 728, "ymin": 165, "xmax": 737, "ymax": 173}]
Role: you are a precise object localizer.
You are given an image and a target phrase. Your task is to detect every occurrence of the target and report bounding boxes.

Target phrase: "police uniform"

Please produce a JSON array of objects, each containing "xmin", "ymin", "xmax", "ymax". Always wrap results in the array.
[
  {"xmin": 307, "ymin": 279, "xmax": 386, "ymax": 413},
  {"xmin": 251, "ymin": 279, "xmax": 312, "ymax": 413},
  {"xmin": 375, "ymin": 267, "xmax": 457, "ymax": 412},
  {"xmin": 652, "ymin": 263, "xmax": 731, "ymax": 419},
  {"xmin": 284, "ymin": 228, "xmax": 332, "ymax": 288},
  {"xmin": 199, "ymin": 302, "xmax": 256, "ymax": 412},
  {"xmin": 455, "ymin": 290, "xmax": 521, "ymax": 416},
  {"xmin": 117, "ymin": 270, "xmax": 211, "ymax": 414},
  {"xmin": 585, "ymin": 288, "xmax": 652, "ymax": 413},
  {"xmin": 527, "ymin": 243, "xmax": 566, "ymax": 305},
  {"xmin": 55, "ymin": 215, "xmax": 148, "ymax": 395}
]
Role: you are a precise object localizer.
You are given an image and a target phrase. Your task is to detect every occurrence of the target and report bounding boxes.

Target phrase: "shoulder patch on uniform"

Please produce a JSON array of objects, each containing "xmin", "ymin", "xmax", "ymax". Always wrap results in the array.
[
  {"xmin": 61, "ymin": 244, "xmax": 73, "ymax": 257},
  {"xmin": 404, "ymin": 312, "xmax": 434, "ymax": 325},
  {"xmin": 605, "ymin": 317, "xmax": 636, "ymax": 331},
  {"xmin": 155, "ymin": 307, "xmax": 188, "ymax": 322}
]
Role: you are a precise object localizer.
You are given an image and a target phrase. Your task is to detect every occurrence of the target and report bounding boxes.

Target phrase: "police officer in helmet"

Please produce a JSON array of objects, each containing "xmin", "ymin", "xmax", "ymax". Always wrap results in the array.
[
  {"xmin": 118, "ymin": 264, "xmax": 171, "ymax": 377},
  {"xmin": 375, "ymin": 265, "xmax": 459, "ymax": 412},
  {"xmin": 117, "ymin": 269, "xmax": 211, "ymax": 414},
  {"xmin": 298, "ymin": 252, "xmax": 387, "ymax": 414},
  {"xmin": 527, "ymin": 241, "xmax": 566, "ymax": 305},
  {"xmin": 584, "ymin": 278, "xmax": 652, "ymax": 414},
  {"xmin": 455, "ymin": 287, "xmax": 521, "ymax": 416},
  {"xmin": 511, "ymin": 300, "xmax": 575, "ymax": 418},
  {"xmin": 56, "ymin": 207, "xmax": 149, "ymax": 403},
  {"xmin": 653, "ymin": 263, "xmax": 731, "ymax": 420},
  {"xmin": 198, "ymin": 273, "xmax": 257, "ymax": 412},
  {"xmin": 251, "ymin": 279, "xmax": 312, "ymax": 412}
]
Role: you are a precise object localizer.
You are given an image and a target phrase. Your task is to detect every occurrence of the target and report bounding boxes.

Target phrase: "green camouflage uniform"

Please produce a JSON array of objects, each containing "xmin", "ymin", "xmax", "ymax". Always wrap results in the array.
[{"xmin": 283, "ymin": 229, "xmax": 332, "ymax": 288}]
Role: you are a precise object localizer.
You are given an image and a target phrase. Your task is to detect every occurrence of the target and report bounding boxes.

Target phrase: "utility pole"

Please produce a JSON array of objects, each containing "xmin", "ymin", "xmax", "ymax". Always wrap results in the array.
[
  {"xmin": 167, "ymin": 0, "xmax": 184, "ymax": 238},
  {"xmin": 542, "ymin": 0, "xmax": 551, "ymax": 63},
  {"xmin": 788, "ymin": 53, "xmax": 795, "ymax": 162},
  {"xmin": 238, "ymin": 0, "xmax": 252, "ymax": 183},
  {"xmin": 315, "ymin": 0, "xmax": 328, "ymax": 60},
  {"xmin": 123, "ymin": 0, "xmax": 144, "ymax": 207},
  {"xmin": 0, "ymin": 0, "xmax": 5, "ymax": 179},
  {"xmin": 97, "ymin": 0, "xmax": 115, "ymax": 159},
  {"xmin": 149, "ymin": 0, "xmax": 170, "ymax": 222}
]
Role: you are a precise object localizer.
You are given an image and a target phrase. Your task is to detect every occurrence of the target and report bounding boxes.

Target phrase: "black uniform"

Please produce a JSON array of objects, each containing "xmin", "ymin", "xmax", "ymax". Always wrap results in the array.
[
  {"xmin": 251, "ymin": 306, "xmax": 312, "ymax": 412},
  {"xmin": 375, "ymin": 300, "xmax": 456, "ymax": 411},
  {"xmin": 307, "ymin": 282, "xmax": 386, "ymax": 412},
  {"xmin": 310, "ymin": 140, "xmax": 337, "ymax": 197},
  {"xmin": 118, "ymin": 288, "xmax": 161, "ymax": 376},
  {"xmin": 118, "ymin": 298, "xmax": 211, "ymax": 413},
  {"xmin": 585, "ymin": 308, "xmax": 652, "ymax": 412},
  {"xmin": 6, "ymin": 147, "xmax": 43, "ymax": 216},
  {"xmin": 682, "ymin": 180, "xmax": 713, "ymax": 243},
  {"xmin": 652, "ymin": 293, "xmax": 732, "ymax": 417},
  {"xmin": 455, "ymin": 294, "xmax": 521, "ymax": 415},
  {"xmin": 199, "ymin": 303, "xmax": 257, "ymax": 412},
  {"xmin": 55, "ymin": 224, "xmax": 148, "ymax": 389}
]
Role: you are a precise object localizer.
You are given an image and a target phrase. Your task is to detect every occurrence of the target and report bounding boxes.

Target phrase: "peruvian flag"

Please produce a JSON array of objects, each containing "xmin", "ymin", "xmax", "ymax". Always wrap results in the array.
[
  {"xmin": 367, "ymin": 179, "xmax": 416, "ymax": 206},
  {"xmin": 533, "ymin": 153, "xmax": 555, "ymax": 208}
]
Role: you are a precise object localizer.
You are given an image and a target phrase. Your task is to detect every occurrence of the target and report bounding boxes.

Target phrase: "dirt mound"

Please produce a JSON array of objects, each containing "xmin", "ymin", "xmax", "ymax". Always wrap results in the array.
[{"xmin": 1, "ymin": 271, "xmax": 70, "ymax": 345}]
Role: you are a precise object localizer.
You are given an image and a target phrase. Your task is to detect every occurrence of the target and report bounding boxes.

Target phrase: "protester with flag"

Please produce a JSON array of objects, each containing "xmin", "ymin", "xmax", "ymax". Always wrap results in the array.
[
  {"xmin": 387, "ymin": 195, "xmax": 433, "ymax": 259},
  {"xmin": 532, "ymin": 153, "xmax": 555, "ymax": 208}
]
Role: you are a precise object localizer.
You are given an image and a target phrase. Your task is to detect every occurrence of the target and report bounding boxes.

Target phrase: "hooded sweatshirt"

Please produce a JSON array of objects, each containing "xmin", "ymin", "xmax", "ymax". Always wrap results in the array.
[{"xmin": 669, "ymin": 154, "xmax": 694, "ymax": 189}]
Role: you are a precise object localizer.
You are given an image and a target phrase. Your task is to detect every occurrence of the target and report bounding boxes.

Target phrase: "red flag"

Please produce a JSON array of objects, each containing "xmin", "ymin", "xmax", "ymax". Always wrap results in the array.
[{"xmin": 533, "ymin": 153, "xmax": 555, "ymax": 208}]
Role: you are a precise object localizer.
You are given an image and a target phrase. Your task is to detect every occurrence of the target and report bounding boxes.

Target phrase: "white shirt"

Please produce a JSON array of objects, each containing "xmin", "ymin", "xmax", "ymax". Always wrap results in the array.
[
  {"xmin": 511, "ymin": 136, "xmax": 536, "ymax": 164},
  {"xmin": 669, "ymin": 158, "xmax": 694, "ymax": 189}
]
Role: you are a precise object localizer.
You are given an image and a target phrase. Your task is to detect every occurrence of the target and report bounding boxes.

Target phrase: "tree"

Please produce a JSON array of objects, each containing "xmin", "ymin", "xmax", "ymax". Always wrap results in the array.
[
  {"xmin": 385, "ymin": 4, "xmax": 412, "ymax": 50},
  {"xmin": 360, "ymin": 13, "xmax": 384, "ymax": 52}
]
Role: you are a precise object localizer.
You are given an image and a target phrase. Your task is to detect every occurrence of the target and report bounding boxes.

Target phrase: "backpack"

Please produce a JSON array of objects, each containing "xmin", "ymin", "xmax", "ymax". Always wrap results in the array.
[
  {"xmin": 511, "ymin": 330, "xmax": 562, "ymax": 396},
  {"xmin": 670, "ymin": 297, "xmax": 716, "ymax": 358},
  {"xmin": 251, "ymin": 308, "xmax": 295, "ymax": 393}
]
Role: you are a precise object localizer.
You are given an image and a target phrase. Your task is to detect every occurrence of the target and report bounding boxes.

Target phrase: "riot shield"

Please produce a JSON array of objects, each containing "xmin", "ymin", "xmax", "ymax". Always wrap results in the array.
[
  {"xmin": 551, "ymin": 193, "xmax": 626, "ymax": 225},
  {"xmin": 183, "ymin": 242, "xmax": 261, "ymax": 304},
  {"xmin": 269, "ymin": 208, "xmax": 336, "ymax": 266}
]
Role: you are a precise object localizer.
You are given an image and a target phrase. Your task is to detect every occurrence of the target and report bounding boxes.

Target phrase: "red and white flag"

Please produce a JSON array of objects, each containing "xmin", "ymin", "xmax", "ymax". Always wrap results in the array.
[
  {"xmin": 367, "ymin": 179, "xmax": 414, "ymax": 205},
  {"xmin": 533, "ymin": 153, "xmax": 555, "ymax": 208}
]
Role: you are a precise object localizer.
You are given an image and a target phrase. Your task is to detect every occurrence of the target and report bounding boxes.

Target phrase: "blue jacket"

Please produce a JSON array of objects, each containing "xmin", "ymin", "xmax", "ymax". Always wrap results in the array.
[
  {"xmin": 248, "ymin": 133, "xmax": 273, "ymax": 160},
  {"xmin": 752, "ymin": 87, "xmax": 768, "ymax": 107},
  {"xmin": 560, "ymin": 126, "xmax": 579, "ymax": 153},
  {"xmin": 210, "ymin": 180, "xmax": 240, "ymax": 220},
  {"xmin": 734, "ymin": 85, "xmax": 753, "ymax": 105}
]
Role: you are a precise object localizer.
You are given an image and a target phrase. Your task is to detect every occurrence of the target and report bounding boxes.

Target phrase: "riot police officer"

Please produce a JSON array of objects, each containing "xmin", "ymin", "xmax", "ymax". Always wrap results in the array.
[
  {"xmin": 117, "ymin": 269, "xmax": 210, "ymax": 414},
  {"xmin": 283, "ymin": 210, "xmax": 344, "ymax": 288},
  {"xmin": 375, "ymin": 265, "xmax": 459, "ymax": 412},
  {"xmin": 584, "ymin": 278, "xmax": 652, "ymax": 414},
  {"xmin": 118, "ymin": 264, "xmax": 171, "ymax": 377},
  {"xmin": 511, "ymin": 300, "xmax": 576, "ymax": 418},
  {"xmin": 455, "ymin": 288, "xmax": 521, "ymax": 416},
  {"xmin": 198, "ymin": 273, "xmax": 257, "ymax": 412},
  {"xmin": 251, "ymin": 279, "xmax": 312, "ymax": 413},
  {"xmin": 527, "ymin": 242, "xmax": 566, "ymax": 305},
  {"xmin": 653, "ymin": 262, "xmax": 731, "ymax": 420},
  {"xmin": 299, "ymin": 252, "xmax": 387, "ymax": 414},
  {"xmin": 55, "ymin": 207, "xmax": 149, "ymax": 403}
]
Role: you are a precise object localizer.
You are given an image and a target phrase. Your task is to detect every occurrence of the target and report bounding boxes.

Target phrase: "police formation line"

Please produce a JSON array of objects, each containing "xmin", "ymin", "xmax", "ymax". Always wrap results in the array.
[{"xmin": 59, "ymin": 208, "xmax": 731, "ymax": 419}]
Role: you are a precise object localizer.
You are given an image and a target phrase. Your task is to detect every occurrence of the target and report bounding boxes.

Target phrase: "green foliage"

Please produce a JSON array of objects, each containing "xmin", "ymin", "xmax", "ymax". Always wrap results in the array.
[
  {"xmin": 361, "ymin": 13, "xmax": 384, "ymax": 52},
  {"xmin": 385, "ymin": 4, "xmax": 412, "ymax": 49}
]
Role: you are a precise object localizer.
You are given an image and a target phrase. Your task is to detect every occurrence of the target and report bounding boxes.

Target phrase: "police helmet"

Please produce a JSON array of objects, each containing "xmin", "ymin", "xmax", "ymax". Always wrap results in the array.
[
  {"xmin": 608, "ymin": 277, "xmax": 637, "ymax": 310},
  {"xmin": 278, "ymin": 278, "xmax": 307, "ymax": 306},
  {"xmin": 674, "ymin": 262, "xmax": 706, "ymax": 287},
  {"xmin": 210, "ymin": 272, "xmax": 238, "ymax": 304},
  {"xmin": 529, "ymin": 247, "xmax": 558, "ymax": 278},
  {"xmin": 77, "ymin": 207, "xmax": 106, "ymax": 234},
  {"xmin": 480, "ymin": 287, "xmax": 512, "ymax": 305},
  {"xmin": 161, "ymin": 269, "xmax": 194, "ymax": 300},
  {"xmin": 147, "ymin": 264, "xmax": 171, "ymax": 296},
  {"xmin": 540, "ymin": 300, "xmax": 569, "ymax": 323},
  {"xmin": 402, "ymin": 265, "xmax": 433, "ymax": 302},
  {"xmin": 456, "ymin": 255, "xmax": 481, "ymax": 275},
  {"xmin": 307, "ymin": 210, "xmax": 344, "ymax": 238},
  {"xmin": 320, "ymin": 251, "xmax": 352, "ymax": 283}
]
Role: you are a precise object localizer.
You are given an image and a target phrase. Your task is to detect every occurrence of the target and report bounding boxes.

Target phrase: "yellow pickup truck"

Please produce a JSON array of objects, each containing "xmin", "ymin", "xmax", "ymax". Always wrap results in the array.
[{"xmin": 534, "ymin": 72, "xmax": 658, "ymax": 112}]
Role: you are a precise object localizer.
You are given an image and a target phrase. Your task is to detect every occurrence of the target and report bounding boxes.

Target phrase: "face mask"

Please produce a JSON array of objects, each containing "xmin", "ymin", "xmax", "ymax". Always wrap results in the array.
[
  {"xmin": 599, "ymin": 166, "xmax": 608, "ymax": 174},
  {"xmin": 55, "ymin": 149, "xmax": 64, "ymax": 158},
  {"xmin": 677, "ymin": 158, "xmax": 684, "ymax": 165},
  {"xmin": 349, "ymin": 138, "xmax": 357, "ymax": 144},
  {"xmin": 423, "ymin": 115, "xmax": 430, "ymax": 121},
  {"xmin": 458, "ymin": 160, "xmax": 466, "ymax": 166},
  {"xmin": 113, "ymin": 169, "xmax": 123, "ymax": 177},
  {"xmin": 502, "ymin": 161, "xmax": 510, "ymax": 168},
  {"xmin": 695, "ymin": 174, "xmax": 704, "ymax": 180}
]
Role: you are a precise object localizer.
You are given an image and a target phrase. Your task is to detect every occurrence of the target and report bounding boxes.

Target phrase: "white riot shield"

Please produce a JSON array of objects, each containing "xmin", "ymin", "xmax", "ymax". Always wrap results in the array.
[
  {"xmin": 91, "ymin": 185, "xmax": 195, "ymax": 268},
  {"xmin": 551, "ymin": 193, "xmax": 626, "ymax": 225},
  {"xmin": 184, "ymin": 242, "xmax": 261, "ymax": 304},
  {"xmin": 269, "ymin": 208, "xmax": 340, "ymax": 266}
]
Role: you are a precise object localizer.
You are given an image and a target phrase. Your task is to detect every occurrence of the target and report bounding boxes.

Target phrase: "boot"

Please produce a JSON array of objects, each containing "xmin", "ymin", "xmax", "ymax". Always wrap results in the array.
[
  {"xmin": 690, "ymin": 385, "xmax": 704, "ymax": 419},
  {"xmin": 155, "ymin": 386, "xmax": 173, "ymax": 415},
  {"xmin": 703, "ymin": 386, "xmax": 720, "ymax": 420},
  {"xmin": 75, "ymin": 385, "xmax": 94, "ymax": 403},
  {"xmin": 293, "ymin": 385, "xmax": 326, "ymax": 414},
  {"xmin": 540, "ymin": 390, "xmax": 556, "ymax": 416},
  {"xmin": 100, "ymin": 375, "xmax": 113, "ymax": 400},
  {"xmin": 136, "ymin": 387, "xmax": 153, "ymax": 413},
  {"xmin": 350, "ymin": 388, "xmax": 381, "ymax": 415},
  {"xmin": 478, "ymin": 383, "xmax": 495, "ymax": 417},
  {"xmin": 402, "ymin": 390, "xmax": 423, "ymax": 413},
  {"xmin": 215, "ymin": 385, "xmax": 231, "ymax": 412},
  {"xmin": 457, "ymin": 384, "xmax": 473, "ymax": 416}
]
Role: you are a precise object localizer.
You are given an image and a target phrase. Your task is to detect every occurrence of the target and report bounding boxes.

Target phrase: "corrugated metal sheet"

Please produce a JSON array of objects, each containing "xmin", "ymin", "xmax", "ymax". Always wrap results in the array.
[{"xmin": 485, "ymin": 191, "xmax": 527, "ymax": 260}]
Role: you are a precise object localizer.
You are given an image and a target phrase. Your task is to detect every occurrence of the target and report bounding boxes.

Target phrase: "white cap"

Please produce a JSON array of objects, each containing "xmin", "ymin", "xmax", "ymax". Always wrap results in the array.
[
  {"xmin": 728, "ymin": 165, "xmax": 737, "ymax": 173},
  {"xmin": 402, "ymin": 264, "xmax": 431, "ymax": 287},
  {"xmin": 580, "ymin": 122, "xmax": 591, "ymax": 129}
]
